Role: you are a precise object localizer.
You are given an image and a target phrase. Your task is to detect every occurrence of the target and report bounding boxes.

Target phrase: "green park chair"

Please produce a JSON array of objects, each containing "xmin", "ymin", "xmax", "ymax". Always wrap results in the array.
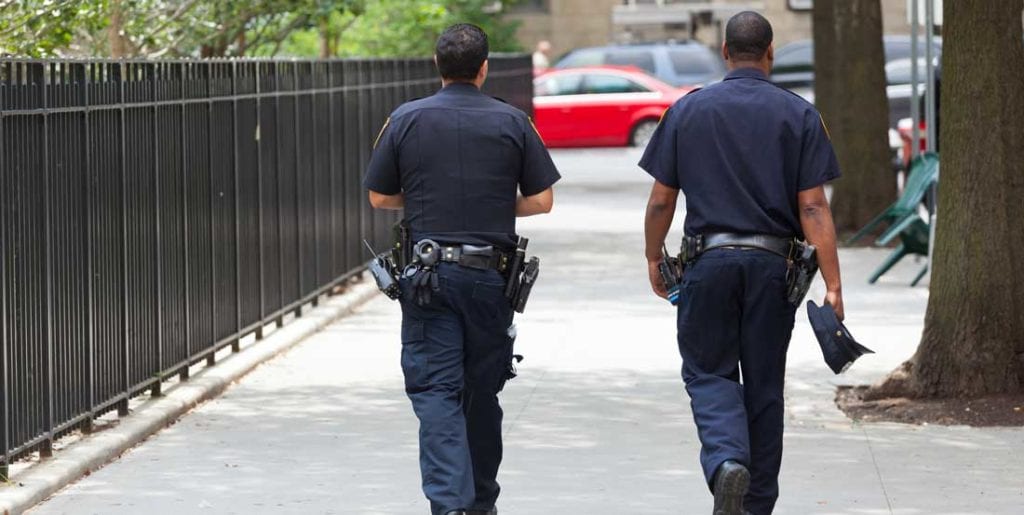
[{"xmin": 847, "ymin": 152, "xmax": 939, "ymax": 286}]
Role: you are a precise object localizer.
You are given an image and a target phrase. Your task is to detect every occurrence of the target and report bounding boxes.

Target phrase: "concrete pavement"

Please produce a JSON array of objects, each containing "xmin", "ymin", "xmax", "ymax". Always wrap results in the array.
[{"xmin": 27, "ymin": 148, "xmax": 1024, "ymax": 514}]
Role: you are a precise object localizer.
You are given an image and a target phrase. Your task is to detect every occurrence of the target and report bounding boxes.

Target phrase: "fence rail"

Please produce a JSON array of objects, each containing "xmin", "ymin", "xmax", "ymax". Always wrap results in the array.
[{"xmin": 0, "ymin": 55, "xmax": 534, "ymax": 469}]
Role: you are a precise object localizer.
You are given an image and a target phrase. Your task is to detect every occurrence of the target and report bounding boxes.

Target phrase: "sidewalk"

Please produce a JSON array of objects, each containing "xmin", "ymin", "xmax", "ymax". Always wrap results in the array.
[{"xmin": 28, "ymin": 149, "xmax": 1024, "ymax": 514}]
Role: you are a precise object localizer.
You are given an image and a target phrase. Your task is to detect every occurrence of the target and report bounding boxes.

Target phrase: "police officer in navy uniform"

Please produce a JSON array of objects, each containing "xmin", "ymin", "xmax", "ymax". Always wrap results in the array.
[
  {"xmin": 364, "ymin": 24, "xmax": 560, "ymax": 515},
  {"xmin": 642, "ymin": 12, "xmax": 844, "ymax": 515}
]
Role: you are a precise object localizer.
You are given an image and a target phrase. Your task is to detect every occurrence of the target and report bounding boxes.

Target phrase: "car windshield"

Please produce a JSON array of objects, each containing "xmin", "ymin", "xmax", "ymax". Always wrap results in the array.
[
  {"xmin": 555, "ymin": 49, "xmax": 603, "ymax": 68},
  {"xmin": 773, "ymin": 38, "xmax": 941, "ymax": 72},
  {"xmin": 604, "ymin": 50, "xmax": 657, "ymax": 74},
  {"xmin": 581, "ymin": 74, "xmax": 651, "ymax": 94},
  {"xmin": 534, "ymin": 74, "xmax": 584, "ymax": 96},
  {"xmin": 669, "ymin": 49, "xmax": 721, "ymax": 75},
  {"xmin": 886, "ymin": 58, "xmax": 936, "ymax": 85},
  {"xmin": 772, "ymin": 43, "xmax": 813, "ymax": 72}
]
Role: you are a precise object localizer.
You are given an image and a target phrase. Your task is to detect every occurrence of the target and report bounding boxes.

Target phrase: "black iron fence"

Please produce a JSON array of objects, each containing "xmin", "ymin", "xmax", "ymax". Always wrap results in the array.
[{"xmin": 0, "ymin": 55, "xmax": 533, "ymax": 468}]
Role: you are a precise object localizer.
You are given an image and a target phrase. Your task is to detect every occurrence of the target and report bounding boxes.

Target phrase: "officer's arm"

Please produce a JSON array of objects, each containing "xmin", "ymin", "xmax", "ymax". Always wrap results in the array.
[
  {"xmin": 368, "ymin": 190, "xmax": 404, "ymax": 210},
  {"xmin": 644, "ymin": 181, "xmax": 679, "ymax": 298},
  {"xmin": 798, "ymin": 186, "xmax": 844, "ymax": 320},
  {"xmin": 645, "ymin": 181, "xmax": 679, "ymax": 262},
  {"xmin": 516, "ymin": 187, "xmax": 553, "ymax": 217}
]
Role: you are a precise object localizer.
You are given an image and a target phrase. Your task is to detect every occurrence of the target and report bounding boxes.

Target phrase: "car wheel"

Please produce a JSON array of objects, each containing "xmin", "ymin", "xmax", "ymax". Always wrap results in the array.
[{"xmin": 630, "ymin": 119, "xmax": 659, "ymax": 147}]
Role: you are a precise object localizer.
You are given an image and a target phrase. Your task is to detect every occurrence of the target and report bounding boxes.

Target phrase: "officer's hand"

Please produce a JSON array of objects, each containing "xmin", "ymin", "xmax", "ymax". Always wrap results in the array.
[
  {"xmin": 825, "ymin": 290, "xmax": 844, "ymax": 321},
  {"xmin": 648, "ymin": 261, "xmax": 668, "ymax": 299}
]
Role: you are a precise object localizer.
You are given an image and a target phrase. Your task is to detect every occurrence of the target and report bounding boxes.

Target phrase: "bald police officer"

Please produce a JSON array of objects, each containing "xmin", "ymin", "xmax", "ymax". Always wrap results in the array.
[
  {"xmin": 364, "ymin": 24, "xmax": 560, "ymax": 515},
  {"xmin": 642, "ymin": 12, "xmax": 844, "ymax": 515}
]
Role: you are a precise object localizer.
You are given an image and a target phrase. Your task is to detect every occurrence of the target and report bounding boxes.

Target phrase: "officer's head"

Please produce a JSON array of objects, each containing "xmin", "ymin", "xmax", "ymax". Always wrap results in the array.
[
  {"xmin": 435, "ymin": 23, "xmax": 489, "ymax": 88},
  {"xmin": 723, "ymin": 11, "xmax": 774, "ymax": 72}
]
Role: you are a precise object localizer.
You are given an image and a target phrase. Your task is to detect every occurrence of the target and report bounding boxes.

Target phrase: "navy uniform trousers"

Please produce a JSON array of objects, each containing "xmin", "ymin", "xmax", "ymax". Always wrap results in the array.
[
  {"xmin": 676, "ymin": 248, "xmax": 797, "ymax": 515},
  {"xmin": 399, "ymin": 262, "xmax": 514, "ymax": 515}
]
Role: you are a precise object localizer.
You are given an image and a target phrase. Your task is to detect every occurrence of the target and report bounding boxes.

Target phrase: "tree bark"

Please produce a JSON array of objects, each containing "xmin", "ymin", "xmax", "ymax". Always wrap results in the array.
[
  {"xmin": 107, "ymin": 0, "xmax": 127, "ymax": 58},
  {"xmin": 812, "ymin": 0, "xmax": 894, "ymax": 234},
  {"xmin": 319, "ymin": 19, "xmax": 332, "ymax": 58},
  {"xmin": 873, "ymin": 0, "xmax": 1024, "ymax": 399}
]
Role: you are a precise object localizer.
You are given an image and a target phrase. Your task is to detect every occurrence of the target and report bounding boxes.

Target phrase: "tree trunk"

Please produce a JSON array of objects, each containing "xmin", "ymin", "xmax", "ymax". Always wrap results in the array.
[
  {"xmin": 812, "ymin": 0, "xmax": 895, "ymax": 234},
  {"xmin": 107, "ymin": 0, "xmax": 127, "ymax": 58},
  {"xmin": 874, "ymin": 0, "xmax": 1024, "ymax": 399},
  {"xmin": 319, "ymin": 19, "xmax": 332, "ymax": 58}
]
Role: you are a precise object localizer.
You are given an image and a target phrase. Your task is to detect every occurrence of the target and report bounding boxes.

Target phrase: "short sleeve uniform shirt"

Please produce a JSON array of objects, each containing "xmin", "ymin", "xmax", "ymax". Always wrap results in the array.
[
  {"xmin": 639, "ymin": 67, "xmax": 840, "ymax": 240},
  {"xmin": 364, "ymin": 83, "xmax": 561, "ymax": 249}
]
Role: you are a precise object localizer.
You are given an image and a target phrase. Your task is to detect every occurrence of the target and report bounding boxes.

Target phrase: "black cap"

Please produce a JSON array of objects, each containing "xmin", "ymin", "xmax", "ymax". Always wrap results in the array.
[{"xmin": 807, "ymin": 300, "xmax": 874, "ymax": 374}]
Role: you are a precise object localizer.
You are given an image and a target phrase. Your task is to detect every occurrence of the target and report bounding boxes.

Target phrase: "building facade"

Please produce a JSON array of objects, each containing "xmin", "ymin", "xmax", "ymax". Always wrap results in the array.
[{"xmin": 509, "ymin": 0, "xmax": 915, "ymax": 59}]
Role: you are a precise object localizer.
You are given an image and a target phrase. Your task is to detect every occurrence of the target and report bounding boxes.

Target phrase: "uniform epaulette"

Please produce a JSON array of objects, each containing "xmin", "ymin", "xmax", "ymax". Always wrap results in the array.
[{"xmin": 490, "ymin": 96, "xmax": 509, "ymax": 104}]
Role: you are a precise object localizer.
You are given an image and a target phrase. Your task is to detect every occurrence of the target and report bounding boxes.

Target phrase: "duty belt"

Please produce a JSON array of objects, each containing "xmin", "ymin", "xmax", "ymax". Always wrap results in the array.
[
  {"xmin": 687, "ymin": 232, "xmax": 797, "ymax": 261},
  {"xmin": 437, "ymin": 244, "xmax": 511, "ymax": 273}
]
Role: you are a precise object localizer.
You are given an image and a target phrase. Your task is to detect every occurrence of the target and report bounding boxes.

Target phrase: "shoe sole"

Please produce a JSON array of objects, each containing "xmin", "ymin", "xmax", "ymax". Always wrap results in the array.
[{"xmin": 712, "ymin": 465, "xmax": 750, "ymax": 515}]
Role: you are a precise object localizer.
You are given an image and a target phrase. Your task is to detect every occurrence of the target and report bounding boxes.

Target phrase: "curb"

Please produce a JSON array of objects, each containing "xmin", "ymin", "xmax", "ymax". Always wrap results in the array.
[{"xmin": 0, "ymin": 280, "xmax": 381, "ymax": 515}]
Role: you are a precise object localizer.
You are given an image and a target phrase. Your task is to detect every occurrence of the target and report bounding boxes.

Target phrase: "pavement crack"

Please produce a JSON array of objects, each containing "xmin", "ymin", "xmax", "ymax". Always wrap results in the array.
[
  {"xmin": 504, "ymin": 368, "xmax": 547, "ymax": 438},
  {"xmin": 861, "ymin": 426, "xmax": 894, "ymax": 514}
]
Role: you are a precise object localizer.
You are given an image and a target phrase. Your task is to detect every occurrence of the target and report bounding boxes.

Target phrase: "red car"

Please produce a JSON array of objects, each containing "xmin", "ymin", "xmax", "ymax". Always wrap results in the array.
[{"xmin": 533, "ymin": 66, "xmax": 692, "ymax": 148}]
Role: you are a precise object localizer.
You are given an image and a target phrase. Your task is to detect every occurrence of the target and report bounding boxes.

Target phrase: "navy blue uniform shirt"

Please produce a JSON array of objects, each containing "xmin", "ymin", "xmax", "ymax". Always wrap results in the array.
[
  {"xmin": 364, "ymin": 83, "xmax": 561, "ymax": 249},
  {"xmin": 639, "ymin": 67, "xmax": 840, "ymax": 239}
]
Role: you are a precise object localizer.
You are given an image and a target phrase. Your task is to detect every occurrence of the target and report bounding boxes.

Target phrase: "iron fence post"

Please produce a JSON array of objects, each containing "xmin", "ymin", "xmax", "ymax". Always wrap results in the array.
[
  {"xmin": 151, "ymin": 63, "xmax": 162, "ymax": 398},
  {"xmin": 180, "ymin": 63, "xmax": 191, "ymax": 382},
  {"xmin": 232, "ymin": 61, "xmax": 242, "ymax": 353},
  {"xmin": 118, "ymin": 62, "xmax": 130, "ymax": 418}
]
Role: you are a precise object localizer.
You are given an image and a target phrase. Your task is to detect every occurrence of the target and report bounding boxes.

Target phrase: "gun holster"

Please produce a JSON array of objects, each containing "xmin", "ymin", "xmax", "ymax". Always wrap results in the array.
[
  {"xmin": 785, "ymin": 242, "xmax": 818, "ymax": 306},
  {"xmin": 391, "ymin": 220, "xmax": 412, "ymax": 269},
  {"xmin": 505, "ymin": 237, "xmax": 540, "ymax": 314}
]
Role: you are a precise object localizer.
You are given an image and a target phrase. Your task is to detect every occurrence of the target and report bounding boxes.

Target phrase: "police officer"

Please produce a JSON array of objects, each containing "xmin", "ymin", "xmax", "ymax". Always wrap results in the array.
[
  {"xmin": 364, "ymin": 24, "xmax": 560, "ymax": 515},
  {"xmin": 641, "ymin": 12, "xmax": 844, "ymax": 515}
]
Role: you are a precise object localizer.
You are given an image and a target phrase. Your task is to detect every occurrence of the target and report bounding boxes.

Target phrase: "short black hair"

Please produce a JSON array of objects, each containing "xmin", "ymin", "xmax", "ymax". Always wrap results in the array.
[
  {"xmin": 435, "ymin": 23, "xmax": 489, "ymax": 81},
  {"xmin": 725, "ymin": 11, "xmax": 773, "ymax": 61}
]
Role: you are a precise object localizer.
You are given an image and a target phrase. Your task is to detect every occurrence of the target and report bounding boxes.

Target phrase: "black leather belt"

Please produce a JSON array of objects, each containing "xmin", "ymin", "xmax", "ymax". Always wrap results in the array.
[
  {"xmin": 438, "ymin": 244, "xmax": 510, "ymax": 273},
  {"xmin": 702, "ymin": 232, "xmax": 796, "ymax": 260}
]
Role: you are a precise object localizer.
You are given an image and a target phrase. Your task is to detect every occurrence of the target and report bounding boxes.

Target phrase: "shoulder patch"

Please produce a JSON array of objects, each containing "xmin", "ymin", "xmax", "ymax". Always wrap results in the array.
[
  {"xmin": 818, "ymin": 113, "xmax": 832, "ymax": 140},
  {"xmin": 373, "ymin": 117, "xmax": 391, "ymax": 149},
  {"xmin": 528, "ymin": 116, "xmax": 544, "ymax": 141}
]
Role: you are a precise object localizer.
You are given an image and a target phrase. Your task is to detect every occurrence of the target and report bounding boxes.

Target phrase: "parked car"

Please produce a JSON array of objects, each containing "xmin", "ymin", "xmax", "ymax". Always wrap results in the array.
[
  {"xmin": 553, "ymin": 41, "xmax": 725, "ymax": 88},
  {"xmin": 771, "ymin": 35, "xmax": 943, "ymax": 90},
  {"xmin": 885, "ymin": 57, "xmax": 941, "ymax": 129},
  {"xmin": 533, "ymin": 66, "xmax": 692, "ymax": 148}
]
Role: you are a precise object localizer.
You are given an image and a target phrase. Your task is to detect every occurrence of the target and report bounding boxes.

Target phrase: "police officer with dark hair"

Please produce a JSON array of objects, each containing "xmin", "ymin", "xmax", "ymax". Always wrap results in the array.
[
  {"xmin": 642, "ymin": 11, "xmax": 844, "ymax": 515},
  {"xmin": 364, "ymin": 23, "xmax": 560, "ymax": 515}
]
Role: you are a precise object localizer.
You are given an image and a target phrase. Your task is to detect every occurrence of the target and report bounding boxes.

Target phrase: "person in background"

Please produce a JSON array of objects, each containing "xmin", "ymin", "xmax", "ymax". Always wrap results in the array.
[{"xmin": 532, "ymin": 40, "xmax": 552, "ymax": 70}]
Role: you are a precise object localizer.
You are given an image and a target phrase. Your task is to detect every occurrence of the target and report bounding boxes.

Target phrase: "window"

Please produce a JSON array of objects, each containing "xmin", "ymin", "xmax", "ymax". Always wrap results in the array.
[
  {"xmin": 534, "ymin": 74, "xmax": 584, "ymax": 96},
  {"xmin": 772, "ymin": 43, "xmax": 813, "ymax": 73},
  {"xmin": 581, "ymin": 74, "xmax": 650, "ymax": 94},
  {"xmin": 669, "ymin": 49, "xmax": 722, "ymax": 76},
  {"xmin": 605, "ymin": 50, "xmax": 657, "ymax": 74},
  {"xmin": 555, "ymin": 49, "xmax": 604, "ymax": 69}
]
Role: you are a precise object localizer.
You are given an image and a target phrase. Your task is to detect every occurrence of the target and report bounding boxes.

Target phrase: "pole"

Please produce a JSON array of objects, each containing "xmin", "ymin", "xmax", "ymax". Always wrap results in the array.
[
  {"xmin": 924, "ymin": 0, "xmax": 938, "ymax": 283},
  {"xmin": 910, "ymin": 0, "xmax": 921, "ymax": 158}
]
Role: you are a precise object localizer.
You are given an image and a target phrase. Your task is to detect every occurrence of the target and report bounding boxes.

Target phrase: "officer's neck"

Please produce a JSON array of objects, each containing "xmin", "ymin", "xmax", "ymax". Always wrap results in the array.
[
  {"xmin": 727, "ymin": 61, "xmax": 771, "ymax": 76},
  {"xmin": 441, "ymin": 78, "xmax": 483, "ymax": 90}
]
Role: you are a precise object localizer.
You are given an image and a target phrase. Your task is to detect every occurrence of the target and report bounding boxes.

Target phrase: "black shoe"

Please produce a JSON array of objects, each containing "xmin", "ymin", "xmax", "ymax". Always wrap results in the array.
[
  {"xmin": 712, "ymin": 460, "xmax": 750, "ymax": 515},
  {"xmin": 465, "ymin": 509, "xmax": 497, "ymax": 515},
  {"xmin": 444, "ymin": 511, "xmax": 466, "ymax": 515}
]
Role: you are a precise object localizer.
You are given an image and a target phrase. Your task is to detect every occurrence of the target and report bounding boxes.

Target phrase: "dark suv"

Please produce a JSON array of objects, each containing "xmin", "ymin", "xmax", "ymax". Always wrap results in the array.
[
  {"xmin": 554, "ymin": 42, "xmax": 725, "ymax": 88},
  {"xmin": 771, "ymin": 35, "xmax": 943, "ymax": 90}
]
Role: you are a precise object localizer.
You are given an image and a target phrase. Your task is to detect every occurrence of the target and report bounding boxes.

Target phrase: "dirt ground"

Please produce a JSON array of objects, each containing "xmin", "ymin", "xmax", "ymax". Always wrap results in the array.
[{"xmin": 836, "ymin": 386, "xmax": 1024, "ymax": 426}]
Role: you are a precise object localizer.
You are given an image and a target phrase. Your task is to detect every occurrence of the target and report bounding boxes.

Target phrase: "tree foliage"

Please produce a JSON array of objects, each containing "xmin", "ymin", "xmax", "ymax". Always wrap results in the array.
[
  {"xmin": 273, "ymin": 0, "xmax": 522, "ymax": 58},
  {"xmin": 0, "ymin": 0, "xmax": 522, "ymax": 58}
]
